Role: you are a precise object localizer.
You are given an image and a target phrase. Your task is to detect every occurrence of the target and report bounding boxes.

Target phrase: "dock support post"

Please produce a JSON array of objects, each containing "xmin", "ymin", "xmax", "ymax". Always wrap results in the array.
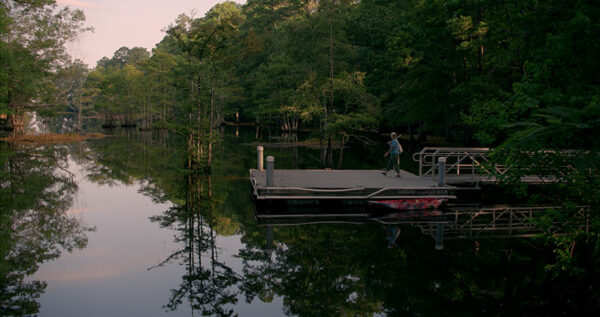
[
  {"xmin": 438, "ymin": 157, "xmax": 446, "ymax": 187},
  {"xmin": 266, "ymin": 156, "xmax": 274, "ymax": 186},
  {"xmin": 435, "ymin": 223, "xmax": 444, "ymax": 250},
  {"xmin": 257, "ymin": 146, "xmax": 264, "ymax": 171},
  {"xmin": 266, "ymin": 225, "xmax": 273, "ymax": 252}
]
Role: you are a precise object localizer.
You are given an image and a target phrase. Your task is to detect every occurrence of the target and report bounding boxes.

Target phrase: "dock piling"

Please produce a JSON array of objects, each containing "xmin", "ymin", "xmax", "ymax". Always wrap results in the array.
[
  {"xmin": 257, "ymin": 146, "xmax": 264, "ymax": 171},
  {"xmin": 438, "ymin": 157, "xmax": 446, "ymax": 187},
  {"xmin": 266, "ymin": 225, "xmax": 273, "ymax": 252},
  {"xmin": 435, "ymin": 223, "xmax": 444, "ymax": 250},
  {"xmin": 266, "ymin": 156, "xmax": 274, "ymax": 186}
]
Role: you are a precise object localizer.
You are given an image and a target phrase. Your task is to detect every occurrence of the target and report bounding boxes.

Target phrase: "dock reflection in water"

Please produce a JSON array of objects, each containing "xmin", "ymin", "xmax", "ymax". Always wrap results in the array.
[
  {"xmin": 4, "ymin": 126, "xmax": 597, "ymax": 316},
  {"xmin": 255, "ymin": 204, "xmax": 591, "ymax": 250}
]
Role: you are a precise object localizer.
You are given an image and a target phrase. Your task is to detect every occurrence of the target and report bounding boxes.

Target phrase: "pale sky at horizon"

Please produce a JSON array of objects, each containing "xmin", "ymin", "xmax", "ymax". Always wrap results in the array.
[{"xmin": 58, "ymin": 0, "xmax": 246, "ymax": 68}]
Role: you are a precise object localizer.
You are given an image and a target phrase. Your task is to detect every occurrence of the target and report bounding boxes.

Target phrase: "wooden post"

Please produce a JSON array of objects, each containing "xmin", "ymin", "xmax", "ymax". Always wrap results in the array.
[
  {"xmin": 266, "ymin": 225, "xmax": 273, "ymax": 252},
  {"xmin": 435, "ymin": 223, "xmax": 444, "ymax": 250},
  {"xmin": 418, "ymin": 152, "xmax": 423, "ymax": 176},
  {"xmin": 438, "ymin": 157, "xmax": 446, "ymax": 187},
  {"xmin": 257, "ymin": 146, "xmax": 264, "ymax": 171},
  {"xmin": 266, "ymin": 156, "xmax": 274, "ymax": 186}
]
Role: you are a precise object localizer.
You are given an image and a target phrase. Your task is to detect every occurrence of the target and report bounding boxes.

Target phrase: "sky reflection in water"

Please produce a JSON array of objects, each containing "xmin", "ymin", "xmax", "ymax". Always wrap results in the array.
[
  {"xmin": 29, "ymin": 153, "xmax": 284, "ymax": 316},
  {"xmin": 3, "ymin": 127, "xmax": 596, "ymax": 316}
]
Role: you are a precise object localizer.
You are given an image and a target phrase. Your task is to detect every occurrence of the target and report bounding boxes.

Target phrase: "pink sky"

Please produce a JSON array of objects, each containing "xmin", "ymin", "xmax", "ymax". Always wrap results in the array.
[{"xmin": 58, "ymin": 0, "xmax": 246, "ymax": 67}]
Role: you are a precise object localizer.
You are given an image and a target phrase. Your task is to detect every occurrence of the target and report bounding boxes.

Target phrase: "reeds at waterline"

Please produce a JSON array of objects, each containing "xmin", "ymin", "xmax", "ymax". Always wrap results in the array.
[{"xmin": 0, "ymin": 133, "xmax": 106, "ymax": 145}]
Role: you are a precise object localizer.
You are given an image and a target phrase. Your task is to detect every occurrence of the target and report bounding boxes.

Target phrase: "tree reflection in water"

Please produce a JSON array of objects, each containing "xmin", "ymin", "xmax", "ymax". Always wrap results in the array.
[
  {"xmin": 105, "ymin": 128, "xmax": 599, "ymax": 316},
  {"xmin": 18, "ymin": 128, "xmax": 594, "ymax": 316},
  {"xmin": 0, "ymin": 143, "xmax": 93, "ymax": 316},
  {"xmin": 150, "ymin": 174, "xmax": 242, "ymax": 316},
  {"xmin": 240, "ymin": 223, "xmax": 387, "ymax": 316}
]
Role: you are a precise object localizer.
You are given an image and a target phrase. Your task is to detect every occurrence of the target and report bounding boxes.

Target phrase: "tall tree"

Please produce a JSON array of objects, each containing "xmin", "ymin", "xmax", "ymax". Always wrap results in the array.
[
  {"xmin": 0, "ymin": 0, "xmax": 90, "ymax": 128},
  {"xmin": 54, "ymin": 59, "xmax": 92, "ymax": 132},
  {"xmin": 164, "ymin": 2, "xmax": 243, "ymax": 172}
]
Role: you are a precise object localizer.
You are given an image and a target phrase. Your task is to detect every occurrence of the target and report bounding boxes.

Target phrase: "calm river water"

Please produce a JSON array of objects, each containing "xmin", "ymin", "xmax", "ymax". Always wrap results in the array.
[{"xmin": 1, "ymin": 125, "xmax": 595, "ymax": 316}]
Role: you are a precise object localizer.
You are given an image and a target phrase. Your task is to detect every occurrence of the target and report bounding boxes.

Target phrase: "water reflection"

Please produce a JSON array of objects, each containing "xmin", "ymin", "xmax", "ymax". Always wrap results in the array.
[
  {"xmin": 3, "ymin": 127, "xmax": 597, "ymax": 316},
  {"xmin": 86, "ymin": 128, "xmax": 600, "ymax": 316},
  {"xmin": 249, "ymin": 204, "xmax": 595, "ymax": 315},
  {"xmin": 243, "ymin": 210, "xmax": 401, "ymax": 315},
  {"xmin": 150, "ymin": 175, "xmax": 242, "ymax": 316},
  {"xmin": 0, "ymin": 143, "xmax": 93, "ymax": 316},
  {"xmin": 255, "ymin": 204, "xmax": 592, "ymax": 250}
]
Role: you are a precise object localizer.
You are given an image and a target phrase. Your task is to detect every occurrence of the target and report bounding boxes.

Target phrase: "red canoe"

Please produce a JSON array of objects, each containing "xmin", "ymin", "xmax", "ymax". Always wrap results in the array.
[{"xmin": 368, "ymin": 198, "xmax": 446, "ymax": 210}]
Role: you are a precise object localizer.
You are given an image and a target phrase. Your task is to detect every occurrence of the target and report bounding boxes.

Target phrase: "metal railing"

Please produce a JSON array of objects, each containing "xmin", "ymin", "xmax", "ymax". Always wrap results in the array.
[
  {"xmin": 412, "ymin": 147, "xmax": 590, "ymax": 179},
  {"xmin": 398, "ymin": 206, "xmax": 592, "ymax": 249},
  {"xmin": 253, "ymin": 204, "xmax": 592, "ymax": 249},
  {"xmin": 416, "ymin": 205, "xmax": 591, "ymax": 239},
  {"xmin": 412, "ymin": 147, "xmax": 508, "ymax": 177}
]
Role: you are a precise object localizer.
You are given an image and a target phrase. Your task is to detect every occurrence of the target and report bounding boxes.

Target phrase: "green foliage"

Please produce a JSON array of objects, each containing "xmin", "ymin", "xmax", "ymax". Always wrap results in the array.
[
  {"xmin": 0, "ymin": 0, "xmax": 91, "ymax": 118},
  {"xmin": 0, "ymin": 143, "xmax": 92, "ymax": 316}
]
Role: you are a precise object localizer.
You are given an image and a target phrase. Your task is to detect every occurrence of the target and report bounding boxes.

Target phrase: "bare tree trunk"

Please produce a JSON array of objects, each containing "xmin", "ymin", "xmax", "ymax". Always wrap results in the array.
[
  {"xmin": 319, "ymin": 120, "xmax": 326, "ymax": 167},
  {"xmin": 327, "ymin": 135, "xmax": 334, "ymax": 167},
  {"xmin": 187, "ymin": 134, "xmax": 193, "ymax": 169},
  {"xmin": 477, "ymin": 7, "xmax": 484, "ymax": 74},
  {"xmin": 146, "ymin": 87, "xmax": 151, "ymax": 129},
  {"xmin": 77, "ymin": 105, "xmax": 82, "ymax": 132},
  {"xmin": 293, "ymin": 114, "xmax": 298, "ymax": 131},
  {"xmin": 207, "ymin": 59, "xmax": 215, "ymax": 171},
  {"xmin": 325, "ymin": 0, "xmax": 335, "ymax": 168},
  {"xmin": 10, "ymin": 109, "xmax": 24, "ymax": 128},
  {"xmin": 337, "ymin": 134, "xmax": 346, "ymax": 169}
]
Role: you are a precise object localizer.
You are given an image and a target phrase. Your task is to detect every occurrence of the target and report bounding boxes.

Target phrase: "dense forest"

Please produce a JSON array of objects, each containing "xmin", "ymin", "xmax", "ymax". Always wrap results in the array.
[
  {"xmin": 3, "ymin": 0, "xmax": 600, "ymax": 152},
  {"xmin": 1, "ymin": 0, "xmax": 599, "ymax": 286}
]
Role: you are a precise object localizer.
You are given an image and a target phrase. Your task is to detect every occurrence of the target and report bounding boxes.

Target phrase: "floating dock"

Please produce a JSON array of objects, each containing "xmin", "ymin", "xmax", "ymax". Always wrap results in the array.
[{"xmin": 250, "ymin": 169, "xmax": 455, "ymax": 200}]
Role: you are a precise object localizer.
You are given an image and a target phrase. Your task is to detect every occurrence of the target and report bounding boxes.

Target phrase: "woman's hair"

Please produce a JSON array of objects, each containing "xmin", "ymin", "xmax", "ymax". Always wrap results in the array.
[{"xmin": 390, "ymin": 132, "xmax": 396, "ymax": 138}]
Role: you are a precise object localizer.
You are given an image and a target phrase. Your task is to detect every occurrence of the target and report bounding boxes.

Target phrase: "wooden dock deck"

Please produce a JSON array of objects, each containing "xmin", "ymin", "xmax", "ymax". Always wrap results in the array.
[{"xmin": 250, "ymin": 169, "xmax": 455, "ymax": 200}]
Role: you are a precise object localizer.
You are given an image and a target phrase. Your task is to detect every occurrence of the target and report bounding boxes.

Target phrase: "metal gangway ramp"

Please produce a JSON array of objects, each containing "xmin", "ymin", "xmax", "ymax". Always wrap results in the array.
[
  {"xmin": 377, "ymin": 205, "xmax": 591, "ymax": 249},
  {"xmin": 412, "ymin": 147, "xmax": 496, "ymax": 177},
  {"xmin": 411, "ymin": 147, "xmax": 563, "ymax": 185}
]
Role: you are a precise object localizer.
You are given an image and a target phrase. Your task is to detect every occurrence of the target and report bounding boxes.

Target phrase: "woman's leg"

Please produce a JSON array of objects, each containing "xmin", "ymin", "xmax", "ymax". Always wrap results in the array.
[
  {"xmin": 383, "ymin": 157, "xmax": 391, "ymax": 174},
  {"xmin": 391, "ymin": 153, "xmax": 400, "ymax": 175}
]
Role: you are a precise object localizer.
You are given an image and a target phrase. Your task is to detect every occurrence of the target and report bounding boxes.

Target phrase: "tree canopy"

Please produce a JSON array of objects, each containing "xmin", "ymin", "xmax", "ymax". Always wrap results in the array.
[{"xmin": 0, "ymin": 0, "xmax": 91, "ymax": 126}]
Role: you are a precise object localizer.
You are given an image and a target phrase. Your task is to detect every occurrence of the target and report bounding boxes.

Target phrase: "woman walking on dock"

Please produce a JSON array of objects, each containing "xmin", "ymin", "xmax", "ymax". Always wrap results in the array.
[{"xmin": 383, "ymin": 132, "xmax": 403, "ymax": 177}]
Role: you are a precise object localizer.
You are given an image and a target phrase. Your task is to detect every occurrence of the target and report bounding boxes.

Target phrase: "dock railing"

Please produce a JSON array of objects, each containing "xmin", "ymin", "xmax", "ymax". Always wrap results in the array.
[
  {"xmin": 412, "ymin": 147, "xmax": 587, "ymax": 180},
  {"xmin": 412, "ymin": 147, "xmax": 504, "ymax": 177},
  {"xmin": 442, "ymin": 205, "xmax": 591, "ymax": 239},
  {"xmin": 254, "ymin": 205, "xmax": 592, "ymax": 249}
]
